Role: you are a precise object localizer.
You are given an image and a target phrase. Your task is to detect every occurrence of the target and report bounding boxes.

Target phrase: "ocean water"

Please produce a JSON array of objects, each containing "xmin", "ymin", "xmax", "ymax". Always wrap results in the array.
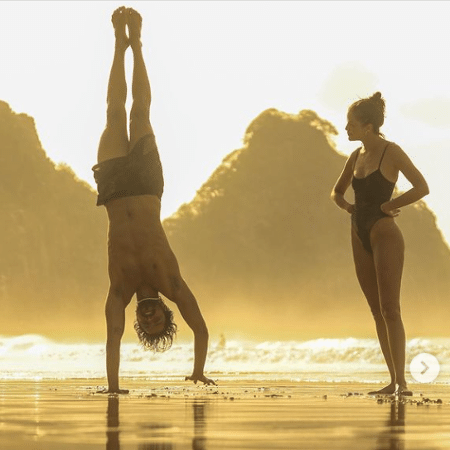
[{"xmin": 0, "ymin": 334, "xmax": 449, "ymax": 384}]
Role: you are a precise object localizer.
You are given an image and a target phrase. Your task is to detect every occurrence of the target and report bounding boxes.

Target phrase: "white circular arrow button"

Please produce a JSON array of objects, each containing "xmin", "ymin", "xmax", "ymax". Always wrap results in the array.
[{"xmin": 410, "ymin": 353, "xmax": 440, "ymax": 383}]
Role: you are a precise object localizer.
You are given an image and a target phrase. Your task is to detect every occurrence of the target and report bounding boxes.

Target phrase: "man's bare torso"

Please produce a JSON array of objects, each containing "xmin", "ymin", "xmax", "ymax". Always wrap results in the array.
[{"xmin": 105, "ymin": 195, "xmax": 168, "ymax": 290}]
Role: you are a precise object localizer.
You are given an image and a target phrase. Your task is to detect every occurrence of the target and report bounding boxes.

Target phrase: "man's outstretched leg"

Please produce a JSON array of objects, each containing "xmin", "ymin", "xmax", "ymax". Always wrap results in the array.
[
  {"xmin": 97, "ymin": 6, "xmax": 130, "ymax": 163},
  {"xmin": 127, "ymin": 8, "xmax": 154, "ymax": 149},
  {"xmin": 96, "ymin": 6, "xmax": 133, "ymax": 395}
]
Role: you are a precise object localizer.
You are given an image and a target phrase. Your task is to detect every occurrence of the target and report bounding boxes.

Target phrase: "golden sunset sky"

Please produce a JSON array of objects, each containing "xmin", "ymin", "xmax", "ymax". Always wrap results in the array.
[{"xmin": 1, "ymin": 1, "xmax": 449, "ymax": 243}]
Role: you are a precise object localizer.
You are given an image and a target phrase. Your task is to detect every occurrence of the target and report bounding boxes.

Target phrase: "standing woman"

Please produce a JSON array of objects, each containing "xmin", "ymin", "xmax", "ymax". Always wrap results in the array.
[{"xmin": 331, "ymin": 92, "xmax": 429, "ymax": 395}]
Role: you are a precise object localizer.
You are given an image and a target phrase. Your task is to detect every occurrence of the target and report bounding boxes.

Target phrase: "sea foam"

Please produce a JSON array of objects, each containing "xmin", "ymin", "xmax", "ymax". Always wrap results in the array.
[{"xmin": 0, "ymin": 334, "xmax": 448, "ymax": 382}]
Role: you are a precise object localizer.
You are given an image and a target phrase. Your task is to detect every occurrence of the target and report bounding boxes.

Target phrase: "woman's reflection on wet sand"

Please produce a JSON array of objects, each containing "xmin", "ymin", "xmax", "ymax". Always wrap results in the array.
[{"xmin": 376, "ymin": 400, "xmax": 405, "ymax": 450}]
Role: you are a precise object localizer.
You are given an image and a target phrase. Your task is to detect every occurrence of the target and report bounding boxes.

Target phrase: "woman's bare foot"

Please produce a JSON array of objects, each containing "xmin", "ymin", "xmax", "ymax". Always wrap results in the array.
[
  {"xmin": 368, "ymin": 382, "xmax": 396, "ymax": 396},
  {"xmin": 397, "ymin": 384, "xmax": 413, "ymax": 397},
  {"xmin": 112, "ymin": 6, "xmax": 129, "ymax": 50},
  {"xmin": 126, "ymin": 7, "xmax": 143, "ymax": 49}
]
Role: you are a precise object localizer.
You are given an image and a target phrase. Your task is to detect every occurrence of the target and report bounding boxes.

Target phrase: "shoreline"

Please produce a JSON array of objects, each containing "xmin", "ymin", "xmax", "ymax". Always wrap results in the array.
[{"xmin": 0, "ymin": 379, "xmax": 449, "ymax": 449}]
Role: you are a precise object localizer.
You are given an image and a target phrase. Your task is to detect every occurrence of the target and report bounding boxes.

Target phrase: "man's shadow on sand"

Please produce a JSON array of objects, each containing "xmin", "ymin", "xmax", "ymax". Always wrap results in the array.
[{"xmin": 106, "ymin": 396, "xmax": 208, "ymax": 450}]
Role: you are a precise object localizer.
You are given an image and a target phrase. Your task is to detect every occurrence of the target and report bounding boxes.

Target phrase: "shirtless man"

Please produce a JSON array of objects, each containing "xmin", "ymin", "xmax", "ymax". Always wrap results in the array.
[{"xmin": 93, "ymin": 7, "xmax": 215, "ymax": 393}]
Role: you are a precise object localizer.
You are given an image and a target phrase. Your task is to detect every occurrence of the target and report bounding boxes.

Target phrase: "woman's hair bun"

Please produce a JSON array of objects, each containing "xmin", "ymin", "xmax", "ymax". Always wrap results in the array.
[
  {"xmin": 349, "ymin": 92, "xmax": 386, "ymax": 135},
  {"xmin": 371, "ymin": 92, "xmax": 383, "ymax": 101}
]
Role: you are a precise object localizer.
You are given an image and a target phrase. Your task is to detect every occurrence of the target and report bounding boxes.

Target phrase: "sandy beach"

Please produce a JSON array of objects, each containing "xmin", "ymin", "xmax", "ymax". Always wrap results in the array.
[{"xmin": 0, "ymin": 378, "xmax": 449, "ymax": 450}]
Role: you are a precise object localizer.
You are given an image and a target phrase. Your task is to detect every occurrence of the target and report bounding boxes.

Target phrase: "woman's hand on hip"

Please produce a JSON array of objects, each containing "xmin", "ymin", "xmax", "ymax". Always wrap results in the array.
[
  {"xmin": 346, "ymin": 204, "xmax": 355, "ymax": 214},
  {"xmin": 381, "ymin": 202, "xmax": 400, "ymax": 217}
]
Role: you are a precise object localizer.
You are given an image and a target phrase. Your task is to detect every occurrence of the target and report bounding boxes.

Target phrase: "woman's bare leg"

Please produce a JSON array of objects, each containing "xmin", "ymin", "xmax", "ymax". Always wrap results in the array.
[
  {"xmin": 127, "ymin": 8, "xmax": 154, "ymax": 149},
  {"xmin": 97, "ymin": 6, "xmax": 130, "ymax": 163},
  {"xmin": 352, "ymin": 228, "xmax": 396, "ymax": 394},
  {"xmin": 371, "ymin": 219, "xmax": 408, "ymax": 392}
]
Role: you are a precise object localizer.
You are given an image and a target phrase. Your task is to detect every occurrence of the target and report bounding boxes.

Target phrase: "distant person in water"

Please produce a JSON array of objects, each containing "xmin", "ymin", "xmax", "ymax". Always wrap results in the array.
[
  {"xmin": 331, "ymin": 92, "xmax": 429, "ymax": 396},
  {"xmin": 93, "ymin": 7, "xmax": 215, "ymax": 393}
]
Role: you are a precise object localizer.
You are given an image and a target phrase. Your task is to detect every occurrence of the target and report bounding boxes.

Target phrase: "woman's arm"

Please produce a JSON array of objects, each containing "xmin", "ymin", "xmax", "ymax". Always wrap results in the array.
[
  {"xmin": 381, "ymin": 146, "xmax": 429, "ymax": 216},
  {"xmin": 331, "ymin": 151, "xmax": 358, "ymax": 214}
]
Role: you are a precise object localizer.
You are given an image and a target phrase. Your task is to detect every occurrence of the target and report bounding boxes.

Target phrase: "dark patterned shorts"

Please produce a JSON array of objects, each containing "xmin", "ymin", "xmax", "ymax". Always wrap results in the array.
[{"xmin": 92, "ymin": 134, "xmax": 164, "ymax": 206}]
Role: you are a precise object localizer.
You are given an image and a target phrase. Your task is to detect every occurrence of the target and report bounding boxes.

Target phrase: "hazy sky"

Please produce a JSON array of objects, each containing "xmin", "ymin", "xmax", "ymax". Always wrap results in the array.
[{"xmin": 1, "ymin": 1, "xmax": 449, "ymax": 243}]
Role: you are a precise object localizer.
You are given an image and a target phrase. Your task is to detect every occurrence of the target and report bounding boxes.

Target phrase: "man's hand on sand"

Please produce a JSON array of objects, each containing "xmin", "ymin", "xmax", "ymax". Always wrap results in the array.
[
  {"xmin": 185, "ymin": 374, "xmax": 217, "ymax": 385},
  {"xmin": 96, "ymin": 387, "xmax": 130, "ymax": 395}
]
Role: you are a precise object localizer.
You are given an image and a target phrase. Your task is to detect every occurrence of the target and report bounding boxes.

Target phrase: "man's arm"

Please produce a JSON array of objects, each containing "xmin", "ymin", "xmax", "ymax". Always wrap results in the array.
[
  {"xmin": 104, "ymin": 292, "xmax": 129, "ymax": 394},
  {"xmin": 175, "ymin": 282, "xmax": 216, "ymax": 385}
]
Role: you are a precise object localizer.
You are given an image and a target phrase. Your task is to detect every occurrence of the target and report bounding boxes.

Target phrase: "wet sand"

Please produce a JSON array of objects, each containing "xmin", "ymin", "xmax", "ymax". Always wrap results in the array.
[{"xmin": 0, "ymin": 378, "xmax": 449, "ymax": 450}]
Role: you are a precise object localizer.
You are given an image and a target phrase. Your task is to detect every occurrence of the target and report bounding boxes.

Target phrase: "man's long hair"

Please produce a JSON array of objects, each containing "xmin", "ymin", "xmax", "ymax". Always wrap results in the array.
[{"xmin": 134, "ymin": 300, "xmax": 177, "ymax": 352}]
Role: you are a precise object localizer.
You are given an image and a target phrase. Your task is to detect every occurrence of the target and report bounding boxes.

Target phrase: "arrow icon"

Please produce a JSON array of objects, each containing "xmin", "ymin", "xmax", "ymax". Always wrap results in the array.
[{"xmin": 410, "ymin": 353, "xmax": 440, "ymax": 383}]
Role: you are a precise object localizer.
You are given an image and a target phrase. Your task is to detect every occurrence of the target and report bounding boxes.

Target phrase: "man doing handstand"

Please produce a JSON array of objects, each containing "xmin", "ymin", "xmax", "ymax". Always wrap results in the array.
[{"xmin": 93, "ymin": 6, "xmax": 215, "ymax": 393}]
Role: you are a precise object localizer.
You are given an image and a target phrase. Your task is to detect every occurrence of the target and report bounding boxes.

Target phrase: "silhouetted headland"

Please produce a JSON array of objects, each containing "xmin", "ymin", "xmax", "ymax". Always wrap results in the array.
[
  {"xmin": 164, "ymin": 108, "xmax": 450, "ymax": 339},
  {"xmin": 0, "ymin": 101, "xmax": 449, "ymax": 340}
]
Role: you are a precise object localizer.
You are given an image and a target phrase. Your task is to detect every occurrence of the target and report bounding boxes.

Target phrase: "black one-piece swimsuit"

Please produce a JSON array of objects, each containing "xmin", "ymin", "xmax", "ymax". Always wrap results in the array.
[{"xmin": 351, "ymin": 143, "xmax": 396, "ymax": 254}]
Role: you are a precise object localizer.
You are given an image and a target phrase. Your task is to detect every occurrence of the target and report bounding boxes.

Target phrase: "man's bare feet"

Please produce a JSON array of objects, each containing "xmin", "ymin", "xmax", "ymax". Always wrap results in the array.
[
  {"xmin": 112, "ymin": 6, "xmax": 129, "ymax": 50},
  {"xmin": 96, "ymin": 387, "xmax": 130, "ymax": 395},
  {"xmin": 126, "ymin": 7, "xmax": 143, "ymax": 49}
]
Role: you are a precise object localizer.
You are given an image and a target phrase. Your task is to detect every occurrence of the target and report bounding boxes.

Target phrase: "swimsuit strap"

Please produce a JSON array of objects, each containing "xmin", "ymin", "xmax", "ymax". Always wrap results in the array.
[{"xmin": 378, "ymin": 142, "xmax": 390, "ymax": 169}]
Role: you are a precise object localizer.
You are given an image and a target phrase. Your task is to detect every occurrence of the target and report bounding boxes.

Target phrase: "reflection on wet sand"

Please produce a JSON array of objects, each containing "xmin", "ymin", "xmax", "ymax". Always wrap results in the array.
[
  {"xmin": 376, "ymin": 400, "xmax": 405, "ymax": 450},
  {"xmin": 0, "ymin": 380, "xmax": 448, "ymax": 450},
  {"xmin": 106, "ymin": 397, "xmax": 120, "ymax": 450},
  {"xmin": 192, "ymin": 401, "xmax": 207, "ymax": 450},
  {"xmin": 139, "ymin": 442, "xmax": 174, "ymax": 450},
  {"xmin": 106, "ymin": 396, "xmax": 209, "ymax": 450}
]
